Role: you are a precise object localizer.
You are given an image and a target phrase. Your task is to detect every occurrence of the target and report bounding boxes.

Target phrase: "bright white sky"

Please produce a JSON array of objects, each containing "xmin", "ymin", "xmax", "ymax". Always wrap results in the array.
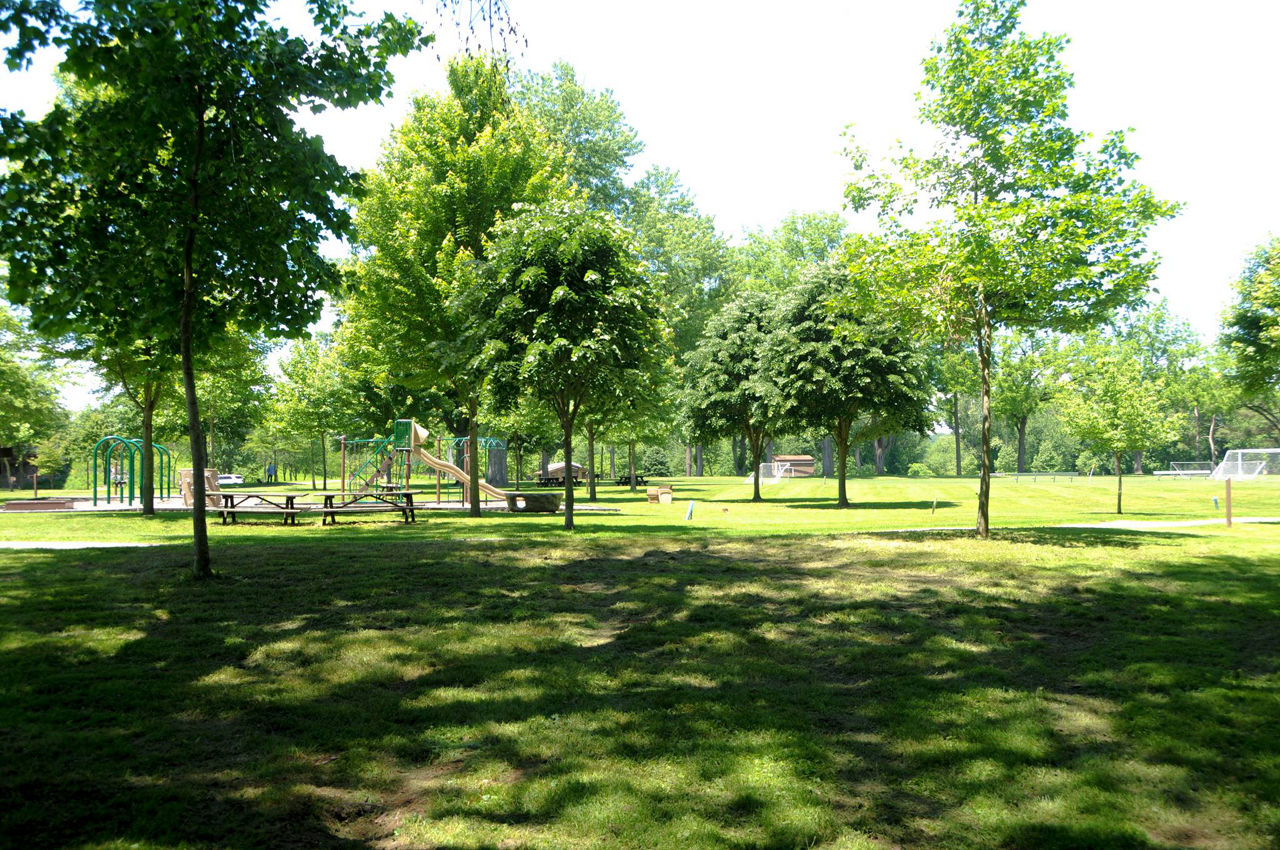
[{"xmin": 5, "ymin": 0, "xmax": 1279, "ymax": 408}]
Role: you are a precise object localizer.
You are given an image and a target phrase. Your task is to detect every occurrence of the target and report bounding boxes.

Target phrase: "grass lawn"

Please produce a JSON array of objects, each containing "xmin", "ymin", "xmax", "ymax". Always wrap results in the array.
[{"xmin": 1, "ymin": 477, "xmax": 1278, "ymax": 848}]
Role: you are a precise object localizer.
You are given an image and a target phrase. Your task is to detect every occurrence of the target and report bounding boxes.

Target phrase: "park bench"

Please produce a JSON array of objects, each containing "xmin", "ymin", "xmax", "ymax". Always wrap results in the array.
[
  {"xmin": 504, "ymin": 491, "xmax": 562, "ymax": 513},
  {"xmin": 615, "ymin": 473, "xmax": 647, "ymax": 486}
]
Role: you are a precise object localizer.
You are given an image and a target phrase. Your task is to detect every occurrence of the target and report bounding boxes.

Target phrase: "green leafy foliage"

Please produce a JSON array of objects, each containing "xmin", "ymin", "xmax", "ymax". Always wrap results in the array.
[
  {"xmin": 684, "ymin": 290, "xmax": 779, "ymax": 502},
  {"xmin": 843, "ymin": 0, "xmax": 1178, "ymax": 534},
  {"xmin": 1224, "ymin": 238, "xmax": 1280, "ymax": 396},
  {"xmin": 767, "ymin": 263, "xmax": 932, "ymax": 506},
  {"xmin": 488, "ymin": 195, "xmax": 665, "ymax": 527}
]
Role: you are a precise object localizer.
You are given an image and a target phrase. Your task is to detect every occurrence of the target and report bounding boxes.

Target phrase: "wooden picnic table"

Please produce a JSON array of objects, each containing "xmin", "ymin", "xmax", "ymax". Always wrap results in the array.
[
  {"xmin": 309, "ymin": 490, "xmax": 423, "ymax": 525},
  {"xmin": 217, "ymin": 491, "xmax": 303, "ymax": 525}
]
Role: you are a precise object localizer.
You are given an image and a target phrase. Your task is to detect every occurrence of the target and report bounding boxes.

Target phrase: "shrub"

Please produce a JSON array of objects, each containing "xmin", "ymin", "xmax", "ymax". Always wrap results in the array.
[{"xmin": 907, "ymin": 462, "xmax": 931, "ymax": 478}]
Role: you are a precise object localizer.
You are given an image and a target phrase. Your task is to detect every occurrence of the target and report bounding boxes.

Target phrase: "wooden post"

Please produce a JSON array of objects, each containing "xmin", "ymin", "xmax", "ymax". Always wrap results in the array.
[
  {"xmin": 436, "ymin": 436, "xmax": 442, "ymax": 504},
  {"xmin": 1225, "ymin": 479, "xmax": 1232, "ymax": 528}
]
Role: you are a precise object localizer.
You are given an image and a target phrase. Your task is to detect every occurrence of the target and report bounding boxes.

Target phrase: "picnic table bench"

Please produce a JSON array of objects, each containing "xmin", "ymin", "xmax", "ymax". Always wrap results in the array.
[
  {"xmin": 615, "ymin": 473, "xmax": 647, "ymax": 486},
  {"xmin": 218, "ymin": 492, "xmax": 303, "ymax": 525},
  {"xmin": 311, "ymin": 490, "xmax": 422, "ymax": 526}
]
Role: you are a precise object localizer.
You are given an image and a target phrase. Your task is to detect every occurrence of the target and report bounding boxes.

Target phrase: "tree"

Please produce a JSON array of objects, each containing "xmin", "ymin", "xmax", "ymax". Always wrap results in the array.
[
  {"xmin": 845, "ymin": 0, "xmax": 1177, "ymax": 535},
  {"xmin": 684, "ymin": 290, "xmax": 780, "ymax": 503},
  {"xmin": 769, "ymin": 264, "xmax": 931, "ymax": 506},
  {"xmin": 737, "ymin": 212, "xmax": 847, "ymax": 293},
  {"xmin": 1, "ymin": 0, "xmax": 428, "ymax": 576},
  {"xmin": 1223, "ymin": 237, "xmax": 1280, "ymax": 436},
  {"xmin": 514, "ymin": 62, "xmax": 643, "ymax": 213},
  {"xmin": 0, "ymin": 297, "xmax": 63, "ymax": 487},
  {"xmin": 344, "ymin": 55, "xmax": 563, "ymax": 517},
  {"xmin": 273, "ymin": 337, "xmax": 357, "ymax": 490},
  {"xmin": 933, "ymin": 345, "xmax": 979, "ymax": 475},
  {"xmin": 624, "ymin": 167, "xmax": 733, "ymax": 356},
  {"xmin": 1059, "ymin": 338, "xmax": 1179, "ymax": 513},
  {"xmin": 488, "ymin": 195, "xmax": 664, "ymax": 529},
  {"xmin": 991, "ymin": 331, "xmax": 1054, "ymax": 473}
]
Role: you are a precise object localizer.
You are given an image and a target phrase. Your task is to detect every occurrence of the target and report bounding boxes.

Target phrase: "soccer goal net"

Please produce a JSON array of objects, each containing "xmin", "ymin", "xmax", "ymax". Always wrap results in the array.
[
  {"xmin": 743, "ymin": 462, "xmax": 793, "ymax": 485},
  {"xmin": 1211, "ymin": 449, "xmax": 1280, "ymax": 480}
]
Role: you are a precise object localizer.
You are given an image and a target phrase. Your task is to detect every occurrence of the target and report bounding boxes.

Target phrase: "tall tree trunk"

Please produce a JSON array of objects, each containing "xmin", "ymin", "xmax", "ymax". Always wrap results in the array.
[
  {"xmin": 1208, "ymin": 414, "xmax": 1219, "ymax": 465},
  {"xmin": 540, "ymin": 450, "xmax": 549, "ymax": 480},
  {"xmin": 309, "ymin": 440, "xmax": 316, "ymax": 490},
  {"xmin": 695, "ymin": 444, "xmax": 703, "ymax": 476},
  {"xmin": 587, "ymin": 423, "xmax": 597, "ymax": 501},
  {"xmin": 685, "ymin": 444, "xmax": 692, "ymax": 476},
  {"xmin": 628, "ymin": 440, "xmax": 637, "ymax": 492},
  {"xmin": 835, "ymin": 419, "xmax": 851, "ymax": 508},
  {"xmin": 1115, "ymin": 451, "xmax": 1123, "ymax": 514},
  {"xmin": 609, "ymin": 445, "xmax": 615, "ymax": 478},
  {"xmin": 141, "ymin": 397, "xmax": 156, "ymax": 515},
  {"xmin": 1016, "ymin": 415, "xmax": 1028, "ymax": 474},
  {"xmin": 748, "ymin": 429, "xmax": 764, "ymax": 503},
  {"xmin": 854, "ymin": 445, "xmax": 861, "ymax": 470},
  {"xmin": 976, "ymin": 310, "xmax": 993, "ymax": 537},
  {"xmin": 953, "ymin": 392, "xmax": 962, "ymax": 476},
  {"xmin": 873, "ymin": 434, "xmax": 894, "ymax": 475},
  {"xmin": 562, "ymin": 423, "xmax": 575, "ymax": 530},
  {"xmin": 181, "ymin": 87, "xmax": 210, "ymax": 577},
  {"xmin": 468, "ymin": 397, "xmax": 481, "ymax": 517},
  {"xmin": 1132, "ymin": 449, "xmax": 1144, "ymax": 475},
  {"xmin": 321, "ymin": 432, "xmax": 327, "ymax": 491},
  {"xmin": 1193, "ymin": 404, "xmax": 1202, "ymax": 461}
]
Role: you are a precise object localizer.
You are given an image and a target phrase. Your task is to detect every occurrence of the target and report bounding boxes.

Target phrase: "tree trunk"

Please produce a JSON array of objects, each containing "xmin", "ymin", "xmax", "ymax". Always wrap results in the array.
[
  {"xmin": 562, "ymin": 424, "xmax": 575, "ymax": 530},
  {"xmin": 835, "ymin": 420, "xmax": 851, "ymax": 508},
  {"xmin": 321, "ymin": 432, "xmax": 327, "ymax": 491},
  {"xmin": 541, "ymin": 450, "xmax": 550, "ymax": 480},
  {"xmin": 953, "ymin": 392, "xmax": 962, "ymax": 476},
  {"xmin": 1193, "ymin": 404, "xmax": 1202, "ymax": 461},
  {"xmin": 1132, "ymin": 449, "xmax": 1144, "ymax": 475},
  {"xmin": 1115, "ymin": 451, "xmax": 1123, "ymax": 514},
  {"xmin": 468, "ymin": 397, "xmax": 481, "ymax": 517},
  {"xmin": 609, "ymin": 445, "xmax": 615, "ymax": 478},
  {"xmin": 873, "ymin": 434, "xmax": 894, "ymax": 475},
  {"xmin": 628, "ymin": 440, "xmax": 637, "ymax": 492},
  {"xmin": 685, "ymin": 444, "xmax": 692, "ymax": 476},
  {"xmin": 181, "ymin": 87, "xmax": 211, "ymax": 578},
  {"xmin": 141, "ymin": 396, "xmax": 156, "ymax": 515},
  {"xmin": 748, "ymin": 429, "xmax": 764, "ymax": 502},
  {"xmin": 1016, "ymin": 415, "xmax": 1028, "ymax": 474},
  {"xmin": 309, "ymin": 440, "xmax": 316, "ymax": 490},
  {"xmin": 587, "ymin": 423, "xmax": 597, "ymax": 501},
  {"xmin": 976, "ymin": 311, "xmax": 993, "ymax": 537},
  {"xmin": 1208, "ymin": 414, "xmax": 1219, "ymax": 465},
  {"xmin": 854, "ymin": 445, "xmax": 861, "ymax": 470},
  {"xmin": 181, "ymin": 246, "xmax": 210, "ymax": 578},
  {"xmin": 695, "ymin": 444, "xmax": 703, "ymax": 476}
]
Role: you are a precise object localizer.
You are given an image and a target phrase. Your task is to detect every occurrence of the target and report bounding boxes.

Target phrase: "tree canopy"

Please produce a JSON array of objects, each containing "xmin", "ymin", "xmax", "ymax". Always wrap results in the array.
[{"xmin": 844, "ymin": 0, "xmax": 1177, "ymax": 535}]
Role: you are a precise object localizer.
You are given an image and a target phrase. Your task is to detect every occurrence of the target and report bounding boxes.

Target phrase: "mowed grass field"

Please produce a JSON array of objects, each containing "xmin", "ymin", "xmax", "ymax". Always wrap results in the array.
[
  {"xmin": 1, "ymin": 473, "xmax": 1276, "ymax": 543},
  {"xmin": 2, "ymin": 476, "xmax": 1278, "ymax": 849}
]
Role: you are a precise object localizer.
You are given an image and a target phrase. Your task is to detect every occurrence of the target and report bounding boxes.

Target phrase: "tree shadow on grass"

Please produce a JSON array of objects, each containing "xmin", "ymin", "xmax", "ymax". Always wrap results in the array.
[
  {"xmin": 865, "ymin": 526, "xmax": 1197, "ymax": 549},
  {"xmin": 1, "ymin": 533, "xmax": 1277, "ymax": 848},
  {"xmin": 781, "ymin": 498, "xmax": 963, "ymax": 511}
]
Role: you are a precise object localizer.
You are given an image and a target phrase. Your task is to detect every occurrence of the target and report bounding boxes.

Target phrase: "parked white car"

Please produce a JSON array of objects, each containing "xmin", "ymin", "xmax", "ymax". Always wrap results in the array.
[{"xmin": 217, "ymin": 474, "xmax": 244, "ymax": 486}]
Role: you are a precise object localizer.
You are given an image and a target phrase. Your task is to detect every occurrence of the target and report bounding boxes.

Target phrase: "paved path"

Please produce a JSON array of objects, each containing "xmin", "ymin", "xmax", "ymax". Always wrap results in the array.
[{"xmin": 0, "ymin": 541, "xmax": 163, "ymax": 549}]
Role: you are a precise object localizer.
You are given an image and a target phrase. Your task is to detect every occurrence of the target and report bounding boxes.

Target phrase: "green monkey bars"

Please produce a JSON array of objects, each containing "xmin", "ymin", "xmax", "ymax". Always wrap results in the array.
[{"xmin": 91, "ymin": 436, "xmax": 173, "ymax": 506}]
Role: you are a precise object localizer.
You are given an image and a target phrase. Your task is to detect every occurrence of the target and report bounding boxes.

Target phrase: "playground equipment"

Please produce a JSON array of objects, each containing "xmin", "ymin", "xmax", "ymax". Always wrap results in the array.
[
  {"xmin": 91, "ymin": 436, "xmax": 174, "ymax": 506},
  {"xmin": 339, "ymin": 420, "xmax": 510, "ymax": 506},
  {"xmin": 1212, "ymin": 448, "xmax": 1280, "ymax": 480}
]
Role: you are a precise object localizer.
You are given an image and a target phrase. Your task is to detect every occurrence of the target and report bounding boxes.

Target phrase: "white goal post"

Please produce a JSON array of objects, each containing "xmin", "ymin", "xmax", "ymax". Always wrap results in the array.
[
  {"xmin": 1211, "ymin": 449, "xmax": 1280, "ymax": 480},
  {"xmin": 743, "ymin": 462, "xmax": 793, "ymax": 485}
]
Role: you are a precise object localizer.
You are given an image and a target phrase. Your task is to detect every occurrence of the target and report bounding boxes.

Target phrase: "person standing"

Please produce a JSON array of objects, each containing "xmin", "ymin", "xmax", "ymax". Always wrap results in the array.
[{"xmin": 266, "ymin": 461, "xmax": 276, "ymax": 483}]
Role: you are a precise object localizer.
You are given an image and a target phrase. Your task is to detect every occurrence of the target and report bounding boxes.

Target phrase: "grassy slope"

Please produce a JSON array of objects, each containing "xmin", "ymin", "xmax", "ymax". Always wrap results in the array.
[{"xmin": 1, "ymin": 479, "xmax": 1278, "ymax": 849}]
